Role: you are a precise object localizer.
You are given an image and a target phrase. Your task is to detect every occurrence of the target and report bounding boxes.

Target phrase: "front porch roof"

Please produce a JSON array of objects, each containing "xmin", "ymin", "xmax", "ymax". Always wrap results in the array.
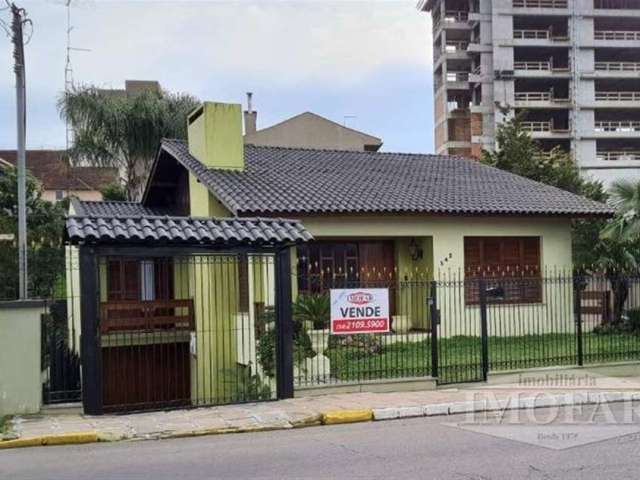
[{"xmin": 66, "ymin": 199, "xmax": 312, "ymax": 246}]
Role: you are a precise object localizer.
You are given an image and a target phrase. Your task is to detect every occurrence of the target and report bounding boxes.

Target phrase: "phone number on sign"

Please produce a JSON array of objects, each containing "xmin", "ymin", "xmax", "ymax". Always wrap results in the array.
[{"xmin": 332, "ymin": 318, "xmax": 389, "ymax": 333}]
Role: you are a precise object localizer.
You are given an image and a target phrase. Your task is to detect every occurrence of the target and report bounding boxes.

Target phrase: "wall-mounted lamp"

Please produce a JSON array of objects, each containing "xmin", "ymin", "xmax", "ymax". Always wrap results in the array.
[{"xmin": 408, "ymin": 238, "xmax": 423, "ymax": 261}]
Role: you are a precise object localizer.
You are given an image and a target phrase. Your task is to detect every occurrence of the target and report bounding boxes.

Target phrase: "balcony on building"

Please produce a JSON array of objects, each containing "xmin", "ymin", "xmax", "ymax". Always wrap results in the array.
[
  {"xmin": 594, "ymin": 0, "xmax": 640, "ymax": 17},
  {"xmin": 595, "ymin": 79, "xmax": 640, "ymax": 108},
  {"xmin": 592, "ymin": 111, "xmax": 640, "ymax": 139},
  {"xmin": 518, "ymin": 110, "xmax": 571, "ymax": 139},
  {"xmin": 434, "ymin": 30, "xmax": 470, "ymax": 66},
  {"xmin": 514, "ymin": 47, "xmax": 570, "ymax": 77},
  {"xmin": 514, "ymin": 78, "xmax": 570, "ymax": 109},
  {"xmin": 467, "ymin": 24, "xmax": 491, "ymax": 53},
  {"xmin": 512, "ymin": 0, "xmax": 568, "ymax": 11},
  {"xmin": 432, "ymin": 0, "xmax": 470, "ymax": 33},
  {"xmin": 594, "ymin": 17, "xmax": 640, "ymax": 47},
  {"xmin": 591, "ymin": 46, "xmax": 640, "ymax": 79},
  {"xmin": 596, "ymin": 138, "xmax": 640, "ymax": 165},
  {"xmin": 535, "ymin": 140, "xmax": 571, "ymax": 159},
  {"xmin": 512, "ymin": 16, "xmax": 569, "ymax": 46}
]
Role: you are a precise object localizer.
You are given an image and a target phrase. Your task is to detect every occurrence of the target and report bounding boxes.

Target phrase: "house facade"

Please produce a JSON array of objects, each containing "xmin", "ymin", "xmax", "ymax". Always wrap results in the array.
[
  {"xmin": 0, "ymin": 150, "xmax": 118, "ymax": 202},
  {"xmin": 64, "ymin": 100, "xmax": 612, "ymax": 412}
]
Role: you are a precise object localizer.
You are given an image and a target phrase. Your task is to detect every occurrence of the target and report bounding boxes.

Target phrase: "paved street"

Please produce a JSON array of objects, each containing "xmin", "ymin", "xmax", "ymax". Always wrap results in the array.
[{"xmin": 3, "ymin": 402, "xmax": 640, "ymax": 480}]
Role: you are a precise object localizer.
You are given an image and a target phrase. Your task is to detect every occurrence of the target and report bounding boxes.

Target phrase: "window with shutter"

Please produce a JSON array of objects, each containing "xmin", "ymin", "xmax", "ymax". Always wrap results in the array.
[{"xmin": 463, "ymin": 237, "xmax": 542, "ymax": 304}]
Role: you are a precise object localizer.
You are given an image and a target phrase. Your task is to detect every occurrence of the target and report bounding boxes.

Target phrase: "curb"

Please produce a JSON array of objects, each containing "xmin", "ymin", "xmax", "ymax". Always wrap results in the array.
[
  {"xmin": 0, "ymin": 431, "xmax": 98, "ymax": 450},
  {"xmin": 1, "ymin": 391, "xmax": 635, "ymax": 450},
  {"xmin": 321, "ymin": 409, "xmax": 374, "ymax": 425},
  {"xmin": 371, "ymin": 391, "xmax": 638, "ymax": 422}
]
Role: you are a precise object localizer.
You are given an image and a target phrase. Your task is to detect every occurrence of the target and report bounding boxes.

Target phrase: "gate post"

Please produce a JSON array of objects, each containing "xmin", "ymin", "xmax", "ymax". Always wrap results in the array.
[
  {"xmin": 574, "ymin": 274, "xmax": 584, "ymax": 367},
  {"xmin": 478, "ymin": 278, "xmax": 489, "ymax": 381},
  {"xmin": 275, "ymin": 247, "xmax": 294, "ymax": 399},
  {"xmin": 79, "ymin": 246, "xmax": 103, "ymax": 415},
  {"xmin": 429, "ymin": 281, "xmax": 439, "ymax": 379}
]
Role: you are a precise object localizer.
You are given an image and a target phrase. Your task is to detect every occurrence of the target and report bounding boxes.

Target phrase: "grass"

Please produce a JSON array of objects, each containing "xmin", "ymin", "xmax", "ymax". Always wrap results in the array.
[{"xmin": 325, "ymin": 333, "xmax": 640, "ymax": 384}]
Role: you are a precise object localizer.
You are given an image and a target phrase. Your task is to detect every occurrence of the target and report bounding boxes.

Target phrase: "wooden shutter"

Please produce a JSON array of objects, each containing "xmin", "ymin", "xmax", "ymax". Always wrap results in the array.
[{"xmin": 464, "ymin": 237, "xmax": 542, "ymax": 304}]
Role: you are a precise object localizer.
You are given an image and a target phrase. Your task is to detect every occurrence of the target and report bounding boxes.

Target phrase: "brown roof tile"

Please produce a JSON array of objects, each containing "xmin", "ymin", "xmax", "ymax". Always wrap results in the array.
[{"xmin": 0, "ymin": 150, "xmax": 118, "ymax": 191}]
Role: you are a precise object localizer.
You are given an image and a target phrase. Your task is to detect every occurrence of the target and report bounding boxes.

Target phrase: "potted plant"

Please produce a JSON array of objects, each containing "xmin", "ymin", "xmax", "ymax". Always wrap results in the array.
[{"xmin": 293, "ymin": 294, "xmax": 330, "ymax": 353}]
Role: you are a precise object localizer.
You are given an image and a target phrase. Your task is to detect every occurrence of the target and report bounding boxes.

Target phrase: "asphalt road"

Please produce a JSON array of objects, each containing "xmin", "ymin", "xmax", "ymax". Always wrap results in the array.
[{"xmin": 3, "ymin": 402, "xmax": 640, "ymax": 480}]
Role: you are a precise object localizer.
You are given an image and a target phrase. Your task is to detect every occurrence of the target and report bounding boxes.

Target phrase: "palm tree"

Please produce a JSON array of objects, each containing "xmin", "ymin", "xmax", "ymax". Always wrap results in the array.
[
  {"xmin": 596, "ymin": 179, "xmax": 640, "ymax": 324},
  {"xmin": 591, "ymin": 239, "xmax": 640, "ymax": 325},
  {"xmin": 59, "ymin": 86, "xmax": 199, "ymax": 200},
  {"xmin": 601, "ymin": 180, "xmax": 640, "ymax": 242}
]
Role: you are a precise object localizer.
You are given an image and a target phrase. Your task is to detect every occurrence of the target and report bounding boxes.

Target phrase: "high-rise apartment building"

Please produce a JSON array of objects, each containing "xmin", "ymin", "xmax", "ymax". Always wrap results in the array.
[{"xmin": 419, "ymin": 0, "xmax": 640, "ymax": 187}]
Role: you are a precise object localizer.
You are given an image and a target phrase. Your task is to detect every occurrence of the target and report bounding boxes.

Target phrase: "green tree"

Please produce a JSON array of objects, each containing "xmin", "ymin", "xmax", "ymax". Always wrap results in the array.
[
  {"xmin": 100, "ymin": 183, "xmax": 128, "ymax": 202},
  {"xmin": 594, "ymin": 180, "xmax": 640, "ymax": 325},
  {"xmin": 59, "ymin": 86, "xmax": 199, "ymax": 200},
  {"xmin": 601, "ymin": 180, "xmax": 640, "ymax": 242},
  {"xmin": 0, "ymin": 166, "xmax": 66, "ymax": 299},
  {"xmin": 590, "ymin": 238, "xmax": 640, "ymax": 325},
  {"xmin": 481, "ymin": 115, "xmax": 607, "ymax": 267}
]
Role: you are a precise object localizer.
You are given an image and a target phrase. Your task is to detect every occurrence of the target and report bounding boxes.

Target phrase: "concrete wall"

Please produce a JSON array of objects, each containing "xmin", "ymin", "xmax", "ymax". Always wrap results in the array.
[
  {"xmin": 41, "ymin": 190, "xmax": 103, "ymax": 203},
  {"xmin": 0, "ymin": 301, "xmax": 43, "ymax": 416}
]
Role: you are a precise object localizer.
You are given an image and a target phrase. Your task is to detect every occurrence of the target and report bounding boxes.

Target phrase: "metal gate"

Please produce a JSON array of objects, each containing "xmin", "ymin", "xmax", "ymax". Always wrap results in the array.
[
  {"xmin": 430, "ymin": 279, "xmax": 485, "ymax": 385},
  {"xmin": 42, "ymin": 300, "xmax": 82, "ymax": 404},
  {"xmin": 95, "ymin": 253, "xmax": 279, "ymax": 413}
]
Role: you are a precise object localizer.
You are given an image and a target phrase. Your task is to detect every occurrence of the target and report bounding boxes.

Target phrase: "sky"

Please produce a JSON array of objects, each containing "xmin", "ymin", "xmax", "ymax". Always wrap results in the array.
[{"xmin": 0, "ymin": 0, "xmax": 433, "ymax": 153}]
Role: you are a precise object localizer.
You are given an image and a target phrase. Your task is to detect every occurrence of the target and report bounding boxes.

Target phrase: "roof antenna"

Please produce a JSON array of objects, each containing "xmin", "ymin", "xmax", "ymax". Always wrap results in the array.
[{"xmin": 246, "ymin": 92, "xmax": 253, "ymax": 114}]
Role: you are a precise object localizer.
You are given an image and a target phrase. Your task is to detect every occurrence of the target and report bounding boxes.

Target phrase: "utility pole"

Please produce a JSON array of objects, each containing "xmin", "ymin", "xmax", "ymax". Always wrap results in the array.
[{"xmin": 9, "ymin": 2, "xmax": 29, "ymax": 299}]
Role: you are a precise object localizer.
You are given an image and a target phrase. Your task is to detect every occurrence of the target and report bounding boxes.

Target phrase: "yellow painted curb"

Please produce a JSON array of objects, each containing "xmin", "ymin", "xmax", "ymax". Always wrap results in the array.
[
  {"xmin": 0, "ymin": 431, "xmax": 98, "ymax": 450},
  {"xmin": 321, "ymin": 409, "xmax": 374, "ymax": 425}
]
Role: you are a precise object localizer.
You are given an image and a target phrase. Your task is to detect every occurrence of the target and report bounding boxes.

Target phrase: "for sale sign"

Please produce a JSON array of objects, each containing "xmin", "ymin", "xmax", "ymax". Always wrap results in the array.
[{"xmin": 330, "ymin": 288, "xmax": 390, "ymax": 335}]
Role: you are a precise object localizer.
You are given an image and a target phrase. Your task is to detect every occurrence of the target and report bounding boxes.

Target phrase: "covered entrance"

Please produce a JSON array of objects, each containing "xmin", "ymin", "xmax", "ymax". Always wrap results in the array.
[{"xmin": 66, "ymin": 214, "xmax": 311, "ymax": 414}]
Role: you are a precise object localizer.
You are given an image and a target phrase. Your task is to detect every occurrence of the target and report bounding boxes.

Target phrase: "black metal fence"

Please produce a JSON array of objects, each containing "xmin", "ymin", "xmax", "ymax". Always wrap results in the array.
[
  {"xmin": 93, "ymin": 253, "xmax": 279, "ymax": 413},
  {"xmin": 7, "ymin": 257, "xmax": 640, "ymax": 413},
  {"xmin": 291, "ymin": 270, "xmax": 640, "ymax": 387},
  {"xmin": 41, "ymin": 299, "xmax": 82, "ymax": 404}
]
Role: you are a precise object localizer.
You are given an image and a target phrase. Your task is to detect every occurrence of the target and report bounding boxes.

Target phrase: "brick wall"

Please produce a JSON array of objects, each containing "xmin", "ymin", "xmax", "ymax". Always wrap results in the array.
[
  {"xmin": 448, "ymin": 117, "xmax": 470, "ymax": 142},
  {"xmin": 448, "ymin": 148, "xmax": 471, "ymax": 157},
  {"xmin": 471, "ymin": 143, "xmax": 483, "ymax": 159},
  {"xmin": 471, "ymin": 113, "xmax": 483, "ymax": 136}
]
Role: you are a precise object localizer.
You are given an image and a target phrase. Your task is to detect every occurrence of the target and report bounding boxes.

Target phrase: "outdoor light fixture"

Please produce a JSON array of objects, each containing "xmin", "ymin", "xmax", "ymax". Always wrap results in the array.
[{"xmin": 408, "ymin": 238, "xmax": 423, "ymax": 261}]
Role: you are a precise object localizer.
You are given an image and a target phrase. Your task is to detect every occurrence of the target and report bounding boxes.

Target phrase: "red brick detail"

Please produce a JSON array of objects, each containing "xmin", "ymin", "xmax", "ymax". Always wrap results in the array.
[
  {"xmin": 471, "ymin": 113, "xmax": 483, "ymax": 136},
  {"xmin": 471, "ymin": 143, "xmax": 483, "ymax": 159}
]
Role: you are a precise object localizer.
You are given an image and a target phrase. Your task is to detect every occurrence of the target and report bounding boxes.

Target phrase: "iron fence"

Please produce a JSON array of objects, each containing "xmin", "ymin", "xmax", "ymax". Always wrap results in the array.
[
  {"xmin": 6, "ymin": 253, "xmax": 640, "ymax": 413},
  {"xmin": 92, "ymin": 254, "xmax": 279, "ymax": 413},
  {"xmin": 290, "ymin": 269, "xmax": 640, "ymax": 387}
]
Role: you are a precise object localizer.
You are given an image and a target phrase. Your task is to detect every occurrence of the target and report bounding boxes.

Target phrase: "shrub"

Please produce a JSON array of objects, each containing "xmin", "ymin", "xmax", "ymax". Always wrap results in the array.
[
  {"xmin": 293, "ymin": 294, "xmax": 330, "ymax": 330},
  {"xmin": 593, "ymin": 308, "xmax": 640, "ymax": 335},
  {"xmin": 256, "ymin": 306, "xmax": 315, "ymax": 377}
]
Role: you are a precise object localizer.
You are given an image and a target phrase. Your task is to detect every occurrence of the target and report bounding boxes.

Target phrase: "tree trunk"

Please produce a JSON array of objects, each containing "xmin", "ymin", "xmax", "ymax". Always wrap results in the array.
[{"xmin": 608, "ymin": 274, "xmax": 629, "ymax": 325}]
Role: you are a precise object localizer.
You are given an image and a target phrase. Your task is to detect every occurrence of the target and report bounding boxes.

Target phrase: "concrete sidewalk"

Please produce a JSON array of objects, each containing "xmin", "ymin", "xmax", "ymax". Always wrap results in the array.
[{"xmin": 3, "ymin": 367, "xmax": 640, "ymax": 449}]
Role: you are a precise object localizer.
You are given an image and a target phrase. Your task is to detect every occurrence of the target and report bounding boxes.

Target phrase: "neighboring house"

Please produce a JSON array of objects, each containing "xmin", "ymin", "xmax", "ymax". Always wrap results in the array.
[
  {"xmin": 0, "ymin": 150, "xmax": 118, "ymax": 202},
  {"xmin": 64, "ymin": 101, "xmax": 612, "ymax": 413},
  {"xmin": 243, "ymin": 94, "xmax": 383, "ymax": 152},
  {"xmin": 97, "ymin": 79, "xmax": 161, "ymax": 97}
]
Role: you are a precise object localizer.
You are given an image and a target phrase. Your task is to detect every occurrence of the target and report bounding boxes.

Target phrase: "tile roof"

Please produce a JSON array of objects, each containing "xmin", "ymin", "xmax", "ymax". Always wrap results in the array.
[
  {"xmin": 159, "ymin": 139, "xmax": 614, "ymax": 218},
  {"xmin": 73, "ymin": 200, "xmax": 168, "ymax": 217},
  {"xmin": 0, "ymin": 150, "xmax": 118, "ymax": 191},
  {"xmin": 66, "ymin": 200, "xmax": 311, "ymax": 246}
]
